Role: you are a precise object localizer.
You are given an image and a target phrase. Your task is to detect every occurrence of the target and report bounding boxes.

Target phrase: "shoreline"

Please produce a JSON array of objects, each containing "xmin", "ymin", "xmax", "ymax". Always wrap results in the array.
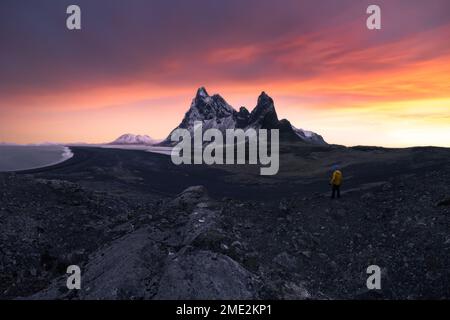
[{"xmin": 0, "ymin": 145, "xmax": 74, "ymax": 173}]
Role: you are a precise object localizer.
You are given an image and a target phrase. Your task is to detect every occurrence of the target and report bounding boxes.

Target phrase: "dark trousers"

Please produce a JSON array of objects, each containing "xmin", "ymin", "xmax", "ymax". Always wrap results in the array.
[{"xmin": 331, "ymin": 184, "xmax": 341, "ymax": 199}]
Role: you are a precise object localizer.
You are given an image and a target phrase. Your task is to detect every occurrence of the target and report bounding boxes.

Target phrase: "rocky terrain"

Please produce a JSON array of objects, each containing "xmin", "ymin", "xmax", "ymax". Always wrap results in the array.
[{"xmin": 0, "ymin": 145, "xmax": 449, "ymax": 299}]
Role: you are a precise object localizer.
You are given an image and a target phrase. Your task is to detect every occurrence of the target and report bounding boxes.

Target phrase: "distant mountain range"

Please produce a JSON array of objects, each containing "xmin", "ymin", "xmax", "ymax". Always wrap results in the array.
[{"xmin": 111, "ymin": 87, "xmax": 327, "ymax": 146}]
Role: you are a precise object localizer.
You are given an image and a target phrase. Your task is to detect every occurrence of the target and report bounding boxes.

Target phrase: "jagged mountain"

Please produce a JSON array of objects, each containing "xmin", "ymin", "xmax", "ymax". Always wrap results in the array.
[
  {"xmin": 176, "ymin": 87, "xmax": 237, "ymax": 132},
  {"xmin": 160, "ymin": 87, "xmax": 327, "ymax": 146},
  {"xmin": 247, "ymin": 91, "xmax": 280, "ymax": 129},
  {"xmin": 110, "ymin": 134, "xmax": 156, "ymax": 145}
]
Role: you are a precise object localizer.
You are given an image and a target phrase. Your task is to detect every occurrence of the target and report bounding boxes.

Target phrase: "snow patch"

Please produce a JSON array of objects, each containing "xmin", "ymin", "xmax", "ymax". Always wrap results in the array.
[{"xmin": 111, "ymin": 134, "xmax": 156, "ymax": 145}]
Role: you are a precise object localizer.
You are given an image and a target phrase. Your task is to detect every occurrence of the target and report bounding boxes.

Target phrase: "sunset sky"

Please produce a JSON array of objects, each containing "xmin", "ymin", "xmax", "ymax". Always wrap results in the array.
[{"xmin": 0, "ymin": 0, "xmax": 449, "ymax": 147}]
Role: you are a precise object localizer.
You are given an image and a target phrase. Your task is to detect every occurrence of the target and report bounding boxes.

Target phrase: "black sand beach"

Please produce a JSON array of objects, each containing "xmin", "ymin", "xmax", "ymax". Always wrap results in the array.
[{"xmin": 17, "ymin": 145, "xmax": 450, "ymax": 200}]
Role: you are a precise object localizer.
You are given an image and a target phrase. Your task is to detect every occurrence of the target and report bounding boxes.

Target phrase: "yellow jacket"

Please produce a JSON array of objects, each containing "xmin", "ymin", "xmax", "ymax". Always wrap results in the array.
[{"xmin": 330, "ymin": 170, "xmax": 343, "ymax": 186}]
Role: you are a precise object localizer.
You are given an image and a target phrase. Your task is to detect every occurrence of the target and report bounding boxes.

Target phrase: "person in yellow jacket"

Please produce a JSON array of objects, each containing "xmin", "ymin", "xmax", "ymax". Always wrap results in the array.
[{"xmin": 330, "ymin": 165, "xmax": 343, "ymax": 199}]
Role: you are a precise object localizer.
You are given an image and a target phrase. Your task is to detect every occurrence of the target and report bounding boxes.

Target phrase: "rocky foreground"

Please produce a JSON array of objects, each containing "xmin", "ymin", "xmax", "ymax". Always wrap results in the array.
[{"xmin": 1, "ymin": 162, "xmax": 449, "ymax": 299}]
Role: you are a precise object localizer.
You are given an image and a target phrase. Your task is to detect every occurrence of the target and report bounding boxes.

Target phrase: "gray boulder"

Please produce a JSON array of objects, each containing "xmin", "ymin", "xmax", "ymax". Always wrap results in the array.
[{"xmin": 155, "ymin": 250, "xmax": 259, "ymax": 300}]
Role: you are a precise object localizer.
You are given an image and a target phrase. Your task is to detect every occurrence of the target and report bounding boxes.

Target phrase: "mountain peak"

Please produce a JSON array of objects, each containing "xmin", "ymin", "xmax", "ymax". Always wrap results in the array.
[
  {"xmin": 196, "ymin": 87, "xmax": 209, "ymax": 99},
  {"xmin": 258, "ymin": 91, "xmax": 272, "ymax": 103},
  {"xmin": 249, "ymin": 91, "xmax": 278, "ymax": 128},
  {"xmin": 179, "ymin": 88, "xmax": 235, "ymax": 130},
  {"xmin": 111, "ymin": 133, "xmax": 155, "ymax": 145}
]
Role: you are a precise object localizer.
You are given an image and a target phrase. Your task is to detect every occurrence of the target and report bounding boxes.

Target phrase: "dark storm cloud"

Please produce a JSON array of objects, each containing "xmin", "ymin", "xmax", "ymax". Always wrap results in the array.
[
  {"xmin": 0, "ymin": 0, "xmax": 357, "ymax": 91},
  {"xmin": 0, "ymin": 0, "xmax": 449, "ymax": 95}
]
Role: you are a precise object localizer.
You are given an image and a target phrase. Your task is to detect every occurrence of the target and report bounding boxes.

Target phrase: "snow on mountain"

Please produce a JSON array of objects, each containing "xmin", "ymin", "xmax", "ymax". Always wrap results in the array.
[
  {"xmin": 177, "ymin": 87, "xmax": 237, "ymax": 132},
  {"xmin": 292, "ymin": 126, "xmax": 327, "ymax": 146},
  {"xmin": 160, "ymin": 87, "xmax": 327, "ymax": 146},
  {"xmin": 110, "ymin": 134, "xmax": 156, "ymax": 145}
]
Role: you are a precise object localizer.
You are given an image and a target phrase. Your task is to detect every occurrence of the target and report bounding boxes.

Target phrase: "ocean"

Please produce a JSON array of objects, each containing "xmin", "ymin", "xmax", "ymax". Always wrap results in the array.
[{"xmin": 0, "ymin": 145, "xmax": 73, "ymax": 172}]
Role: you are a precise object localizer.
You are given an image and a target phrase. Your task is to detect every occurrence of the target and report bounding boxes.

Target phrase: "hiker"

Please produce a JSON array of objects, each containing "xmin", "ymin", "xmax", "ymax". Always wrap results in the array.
[{"xmin": 330, "ymin": 165, "xmax": 343, "ymax": 199}]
